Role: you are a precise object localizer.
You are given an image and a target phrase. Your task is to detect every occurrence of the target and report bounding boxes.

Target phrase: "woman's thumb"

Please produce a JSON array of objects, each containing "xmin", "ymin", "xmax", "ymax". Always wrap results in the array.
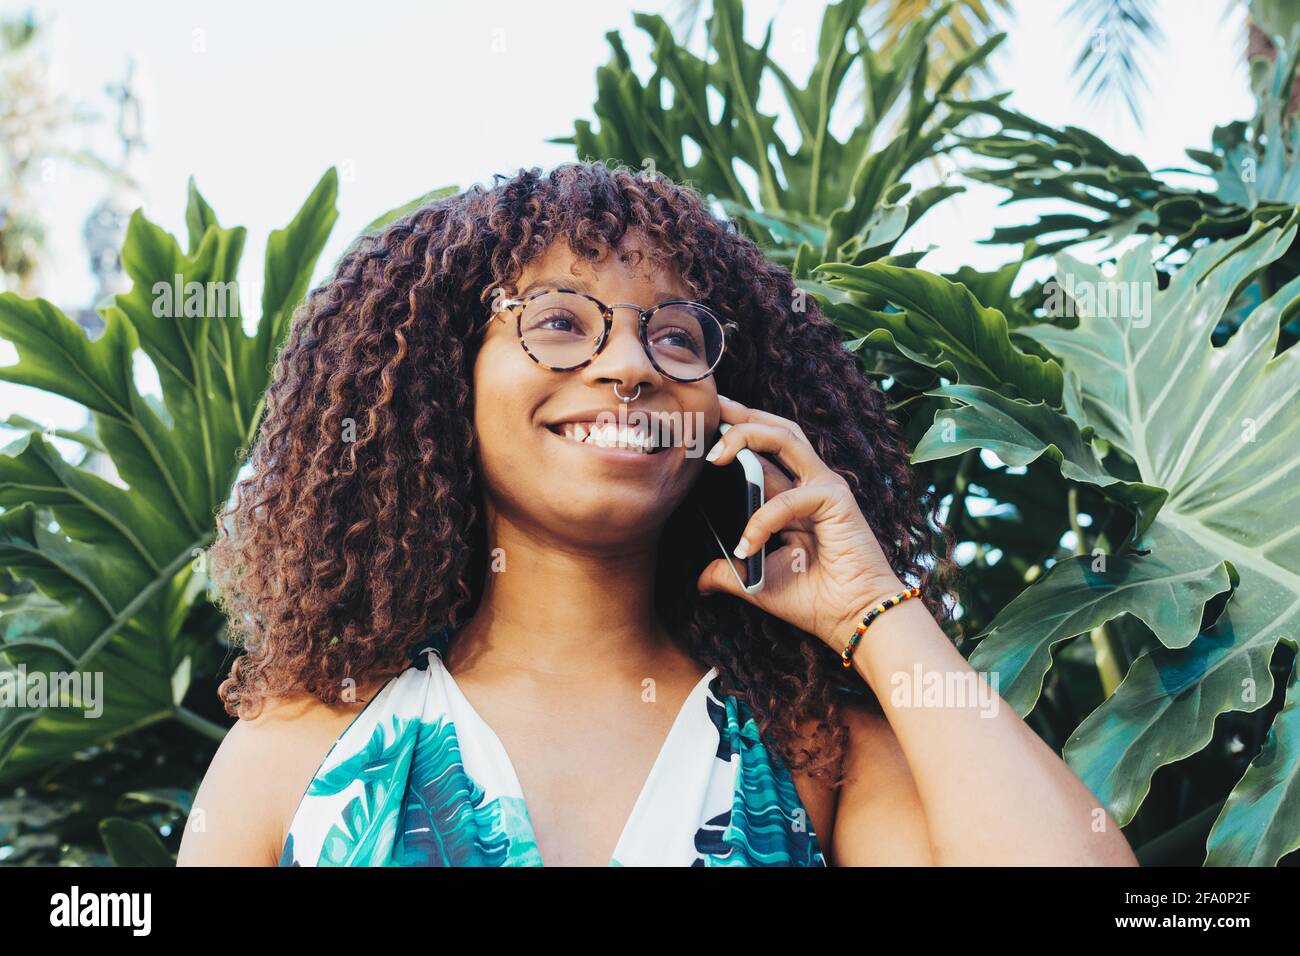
[{"xmin": 697, "ymin": 557, "xmax": 748, "ymax": 598}]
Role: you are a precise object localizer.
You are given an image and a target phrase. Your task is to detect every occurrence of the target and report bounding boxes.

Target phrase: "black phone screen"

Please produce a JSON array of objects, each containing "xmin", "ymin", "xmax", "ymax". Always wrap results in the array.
[{"xmin": 690, "ymin": 440, "xmax": 766, "ymax": 592}]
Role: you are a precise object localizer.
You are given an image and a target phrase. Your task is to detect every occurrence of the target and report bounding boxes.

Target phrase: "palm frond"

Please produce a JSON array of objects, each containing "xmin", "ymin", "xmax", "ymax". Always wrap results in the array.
[
  {"xmin": 867, "ymin": 0, "xmax": 1011, "ymax": 94},
  {"xmin": 1064, "ymin": 0, "xmax": 1165, "ymax": 123}
]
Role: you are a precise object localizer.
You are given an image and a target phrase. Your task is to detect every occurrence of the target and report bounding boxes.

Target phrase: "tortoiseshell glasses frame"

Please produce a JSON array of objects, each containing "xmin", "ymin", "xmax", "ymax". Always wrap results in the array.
[{"xmin": 474, "ymin": 287, "xmax": 737, "ymax": 384}]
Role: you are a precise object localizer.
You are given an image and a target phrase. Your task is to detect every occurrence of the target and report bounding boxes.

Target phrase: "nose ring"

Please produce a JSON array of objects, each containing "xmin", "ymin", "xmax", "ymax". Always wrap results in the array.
[{"xmin": 613, "ymin": 382, "xmax": 641, "ymax": 404}]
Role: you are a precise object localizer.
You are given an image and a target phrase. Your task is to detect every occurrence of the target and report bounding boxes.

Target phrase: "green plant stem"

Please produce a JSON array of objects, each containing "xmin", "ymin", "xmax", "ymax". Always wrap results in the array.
[
  {"xmin": 211, "ymin": 328, "xmax": 247, "ymax": 440},
  {"xmin": 1069, "ymin": 486, "xmax": 1124, "ymax": 696},
  {"xmin": 192, "ymin": 314, "xmax": 218, "ymax": 506},
  {"xmin": 717, "ymin": 31, "xmax": 781, "ymax": 210},
  {"xmin": 807, "ymin": 24, "xmax": 847, "ymax": 217},
  {"xmin": 947, "ymin": 450, "xmax": 974, "ymax": 537},
  {"xmin": 173, "ymin": 705, "xmax": 229, "ymax": 742}
]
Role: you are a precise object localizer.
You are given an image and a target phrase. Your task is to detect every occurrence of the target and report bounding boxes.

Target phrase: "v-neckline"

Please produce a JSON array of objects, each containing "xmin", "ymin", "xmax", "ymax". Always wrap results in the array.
[{"xmin": 434, "ymin": 655, "xmax": 718, "ymax": 866}]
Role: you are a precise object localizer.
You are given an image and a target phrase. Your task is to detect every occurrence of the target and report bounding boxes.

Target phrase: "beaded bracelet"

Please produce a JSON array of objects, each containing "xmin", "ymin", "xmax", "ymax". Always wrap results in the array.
[{"xmin": 839, "ymin": 586, "xmax": 922, "ymax": 668}]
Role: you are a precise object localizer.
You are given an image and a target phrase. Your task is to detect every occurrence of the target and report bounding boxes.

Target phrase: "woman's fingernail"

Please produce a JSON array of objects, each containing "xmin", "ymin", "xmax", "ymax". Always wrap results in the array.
[
  {"xmin": 705, "ymin": 441, "xmax": 723, "ymax": 462},
  {"xmin": 733, "ymin": 538, "xmax": 751, "ymax": 559}
]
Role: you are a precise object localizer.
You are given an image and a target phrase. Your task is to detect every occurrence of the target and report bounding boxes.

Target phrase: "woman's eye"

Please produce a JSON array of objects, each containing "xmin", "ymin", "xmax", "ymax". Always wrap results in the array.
[
  {"xmin": 653, "ymin": 326, "xmax": 701, "ymax": 352},
  {"xmin": 528, "ymin": 310, "xmax": 581, "ymax": 333}
]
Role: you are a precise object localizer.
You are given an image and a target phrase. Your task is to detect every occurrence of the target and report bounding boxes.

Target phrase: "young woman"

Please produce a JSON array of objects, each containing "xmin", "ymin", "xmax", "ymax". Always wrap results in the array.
[{"xmin": 178, "ymin": 161, "xmax": 1138, "ymax": 867}]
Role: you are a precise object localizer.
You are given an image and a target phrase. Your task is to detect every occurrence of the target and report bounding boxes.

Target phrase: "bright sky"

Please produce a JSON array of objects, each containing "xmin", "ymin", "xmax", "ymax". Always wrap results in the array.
[{"xmin": 1, "ymin": 0, "xmax": 1255, "ymax": 432}]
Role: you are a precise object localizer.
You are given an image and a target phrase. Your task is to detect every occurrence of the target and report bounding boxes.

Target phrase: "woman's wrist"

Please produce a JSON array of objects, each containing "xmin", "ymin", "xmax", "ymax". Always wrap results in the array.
[
  {"xmin": 818, "ymin": 576, "xmax": 911, "ymax": 655},
  {"xmin": 841, "ymin": 597, "xmax": 936, "ymax": 693}
]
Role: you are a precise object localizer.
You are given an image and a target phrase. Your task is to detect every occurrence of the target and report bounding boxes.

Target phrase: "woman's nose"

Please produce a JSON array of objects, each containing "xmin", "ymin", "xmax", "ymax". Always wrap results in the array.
[{"xmin": 582, "ymin": 308, "xmax": 661, "ymax": 389}]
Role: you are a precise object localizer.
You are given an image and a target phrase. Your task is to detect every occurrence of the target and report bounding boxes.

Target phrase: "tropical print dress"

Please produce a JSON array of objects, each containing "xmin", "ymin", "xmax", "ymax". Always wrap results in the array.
[{"xmin": 279, "ymin": 625, "xmax": 826, "ymax": 867}]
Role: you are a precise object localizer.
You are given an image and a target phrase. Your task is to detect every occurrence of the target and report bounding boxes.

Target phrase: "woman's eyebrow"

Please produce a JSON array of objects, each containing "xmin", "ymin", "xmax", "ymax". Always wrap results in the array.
[
  {"xmin": 520, "ymin": 276, "xmax": 590, "ymax": 295},
  {"xmin": 518, "ymin": 276, "xmax": 692, "ymax": 303}
]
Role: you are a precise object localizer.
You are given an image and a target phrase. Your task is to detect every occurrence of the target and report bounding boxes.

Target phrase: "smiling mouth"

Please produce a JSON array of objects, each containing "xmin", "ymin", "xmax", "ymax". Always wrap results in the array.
[{"xmin": 546, "ymin": 421, "xmax": 668, "ymax": 455}]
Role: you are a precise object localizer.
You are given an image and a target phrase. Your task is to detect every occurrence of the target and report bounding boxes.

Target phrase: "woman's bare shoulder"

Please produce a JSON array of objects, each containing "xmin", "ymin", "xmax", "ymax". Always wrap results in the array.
[
  {"xmin": 176, "ymin": 682, "xmax": 388, "ymax": 866},
  {"xmin": 838, "ymin": 697, "xmax": 904, "ymax": 769},
  {"xmin": 784, "ymin": 698, "xmax": 891, "ymax": 854},
  {"xmin": 828, "ymin": 696, "xmax": 933, "ymax": 865},
  {"xmin": 786, "ymin": 721, "xmax": 837, "ymax": 858}
]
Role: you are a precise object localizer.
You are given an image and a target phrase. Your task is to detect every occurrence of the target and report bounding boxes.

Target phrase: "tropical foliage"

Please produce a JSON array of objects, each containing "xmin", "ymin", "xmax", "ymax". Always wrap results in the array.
[
  {"xmin": 825, "ymin": 220, "xmax": 1300, "ymax": 865},
  {"xmin": 0, "ymin": 172, "xmax": 338, "ymax": 863},
  {"xmin": 555, "ymin": 0, "xmax": 1002, "ymax": 276}
]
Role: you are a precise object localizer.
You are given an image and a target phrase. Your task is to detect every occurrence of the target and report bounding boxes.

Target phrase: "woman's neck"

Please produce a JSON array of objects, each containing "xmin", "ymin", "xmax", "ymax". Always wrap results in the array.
[{"xmin": 448, "ymin": 514, "xmax": 681, "ymax": 680}]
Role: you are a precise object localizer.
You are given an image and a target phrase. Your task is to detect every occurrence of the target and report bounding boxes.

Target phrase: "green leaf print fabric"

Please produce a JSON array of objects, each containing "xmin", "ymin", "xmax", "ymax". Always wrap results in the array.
[{"xmin": 279, "ymin": 627, "xmax": 825, "ymax": 867}]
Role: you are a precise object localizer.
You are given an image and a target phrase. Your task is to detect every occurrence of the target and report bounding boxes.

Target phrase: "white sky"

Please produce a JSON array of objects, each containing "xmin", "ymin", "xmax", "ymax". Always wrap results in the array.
[{"xmin": 0, "ymin": 0, "xmax": 1255, "ymax": 431}]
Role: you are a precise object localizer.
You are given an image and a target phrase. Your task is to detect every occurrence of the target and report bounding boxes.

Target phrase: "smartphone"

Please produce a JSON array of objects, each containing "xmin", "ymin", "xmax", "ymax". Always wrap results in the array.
[{"xmin": 695, "ymin": 422, "xmax": 765, "ymax": 594}]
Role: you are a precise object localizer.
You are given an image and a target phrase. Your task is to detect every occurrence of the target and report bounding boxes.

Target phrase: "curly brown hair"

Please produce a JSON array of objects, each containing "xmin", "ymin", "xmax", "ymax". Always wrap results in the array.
[{"xmin": 212, "ymin": 159, "xmax": 956, "ymax": 783}]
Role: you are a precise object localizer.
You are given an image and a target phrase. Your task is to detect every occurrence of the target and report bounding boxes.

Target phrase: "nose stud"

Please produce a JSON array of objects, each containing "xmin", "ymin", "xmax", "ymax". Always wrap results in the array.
[{"xmin": 613, "ymin": 382, "xmax": 641, "ymax": 404}]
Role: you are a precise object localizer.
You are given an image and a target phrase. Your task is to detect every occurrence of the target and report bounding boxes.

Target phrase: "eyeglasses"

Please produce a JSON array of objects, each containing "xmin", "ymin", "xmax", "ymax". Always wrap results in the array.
[{"xmin": 475, "ymin": 287, "xmax": 737, "ymax": 383}]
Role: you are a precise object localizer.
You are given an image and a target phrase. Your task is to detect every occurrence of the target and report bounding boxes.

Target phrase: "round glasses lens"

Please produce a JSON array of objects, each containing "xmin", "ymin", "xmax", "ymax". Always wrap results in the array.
[
  {"xmin": 518, "ymin": 292, "xmax": 604, "ymax": 367},
  {"xmin": 646, "ymin": 304, "xmax": 724, "ymax": 379}
]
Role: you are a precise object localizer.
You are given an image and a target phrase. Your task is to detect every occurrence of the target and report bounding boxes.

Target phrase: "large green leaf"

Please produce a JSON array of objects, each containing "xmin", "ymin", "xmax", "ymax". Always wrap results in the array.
[
  {"xmin": 99, "ymin": 817, "xmax": 174, "ymax": 866},
  {"xmin": 922, "ymin": 221, "xmax": 1300, "ymax": 862},
  {"xmin": 362, "ymin": 186, "xmax": 459, "ymax": 235},
  {"xmin": 812, "ymin": 262, "xmax": 1065, "ymax": 404},
  {"xmin": 968, "ymin": 522, "xmax": 1233, "ymax": 713},
  {"xmin": 912, "ymin": 384, "xmax": 1166, "ymax": 539},
  {"xmin": 1046, "ymin": 226, "xmax": 1300, "ymax": 856},
  {"xmin": 952, "ymin": 94, "xmax": 1294, "ymax": 260},
  {"xmin": 0, "ymin": 171, "xmax": 338, "ymax": 781},
  {"xmin": 1204, "ymin": 660, "xmax": 1300, "ymax": 866}
]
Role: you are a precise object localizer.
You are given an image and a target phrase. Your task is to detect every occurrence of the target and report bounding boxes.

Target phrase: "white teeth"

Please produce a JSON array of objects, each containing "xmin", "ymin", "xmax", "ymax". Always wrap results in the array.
[{"xmin": 557, "ymin": 421, "xmax": 657, "ymax": 454}]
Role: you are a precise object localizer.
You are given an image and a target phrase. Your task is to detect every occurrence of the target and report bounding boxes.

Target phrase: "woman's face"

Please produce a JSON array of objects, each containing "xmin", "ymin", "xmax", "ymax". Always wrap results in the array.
[{"xmin": 472, "ymin": 234, "xmax": 720, "ymax": 548}]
